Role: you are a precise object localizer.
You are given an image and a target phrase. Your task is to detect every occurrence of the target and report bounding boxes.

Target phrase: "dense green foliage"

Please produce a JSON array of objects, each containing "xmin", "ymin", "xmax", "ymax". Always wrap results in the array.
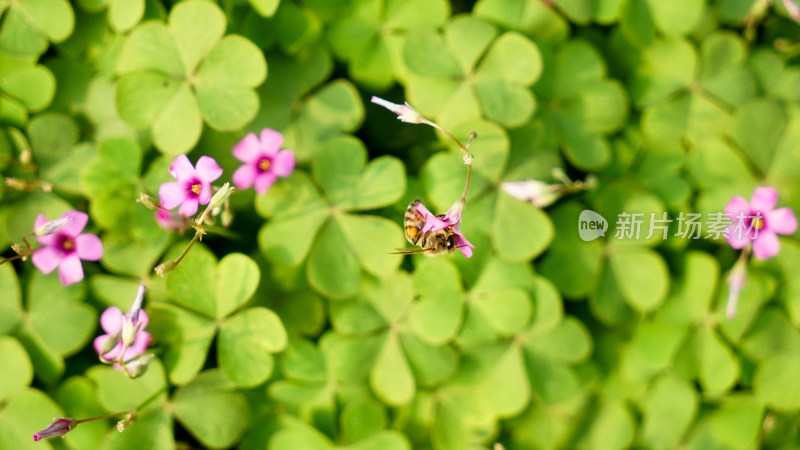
[{"xmin": 2, "ymin": 0, "xmax": 800, "ymax": 448}]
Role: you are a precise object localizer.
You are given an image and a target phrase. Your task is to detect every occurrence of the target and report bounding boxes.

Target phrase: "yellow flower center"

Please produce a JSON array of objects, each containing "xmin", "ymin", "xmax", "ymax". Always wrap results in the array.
[
  {"xmin": 752, "ymin": 215, "xmax": 765, "ymax": 230},
  {"xmin": 259, "ymin": 158, "xmax": 271, "ymax": 171},
  {"xmin": 62, "ymin": 238, "xmax": 75, "ymax": 251},
  {"xmin": 191, "ymin": 183, "xmax": 201, "ymax": 195}
]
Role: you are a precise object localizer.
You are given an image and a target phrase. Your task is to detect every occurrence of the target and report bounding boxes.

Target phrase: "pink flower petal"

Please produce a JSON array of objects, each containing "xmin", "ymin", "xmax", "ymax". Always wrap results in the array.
[
  {"xmin": 60, "ymin": 210, "xmax": 88, "ymax": 237},
  {"xmin": 126, "ymin": 331, "xmax": 152, "ymax": 360},
  {"xmin": 753, "ymin": 230, "xmax": 781, "ymax": 260},
  {"xmin": 196, "ymin": 156, "xmax": 223, "ymax": 183},
  {"xmin": 32, "ymin": 245, "xmax": 63, "ymax": 274},
  {"xmin": 725, "ymin": 196, "xmax": 750, "ymax": 218},
  {"xmin": 159, "ymin": 181, "xmax": 186, "ymax": 209},
  {"xmin": 453, "ymin": 224, "xmax": 475, "ymax": 258},
  {"xmin": 169, "ymin": 154, "xmax": 195, "ymax": 180},
  {"xmin": 233, "ymin": 164, "xmax": 257, "ymax": 190},
  {"xmin": 76, "ymin": 233, "xmax": 103, "ymax": 261},
  {"xmin": 178, "ymin": 198, "xmax": 199, "ymax": 216},
  {"xmin": 254, "ymin": 172, "xmax": 277, "ymax": 195},
  {"xmin": 100, "ymin": 306, "xmax": 124, "ymax": 333},
  {"xmin": 751, "ymin": 187, "xmax": 778, "ymax": 212},
  {"xmin": 34, "ymin": 213, "xmax": 49, "ymax": 230},
  {"xmin": 232, "ymin": 133, "xmax": 261, "ymax": 163},
  {"xmin": 766, "ymin": 207, "xmax": 798, "ymax": 235},
  {"xmin": 784, "ymin": 0, "xmax": 800, "ymax": 22},
  {"xmin": 272, "ymin": 150, "xmax": 295, "ymax": 177},
  {"xmin": 259, "ymin": 128, "xmax": 283, "ymax": 157},
  {"xmin": 34, "ymin": 214, "xmax": 57, "ymax": 246},
  {"xmin": 199, "ymin": 182, "xmax": 212, "ymax": 205},
  {"xmin": 58, "ymin": 254, "xmax": 84, "ymax": 285},
  {"xmin": 93, "ymin": 334, "xmax": 112, "ymax": 356},
  {"xmin": 137, "ymin": 309, "xmax": 150, "ymax": 329},
  {"xmin": 415, "ymin": 202, "xmax": 450, "ymax": 233},
  {"xmin": 725, "ymin": 224, "xmax": 752, "ymax": 249}
]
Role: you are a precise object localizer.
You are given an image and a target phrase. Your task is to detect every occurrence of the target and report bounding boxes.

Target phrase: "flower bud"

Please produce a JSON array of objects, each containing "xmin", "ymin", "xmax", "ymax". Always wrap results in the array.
[
  {"xmin": 33, "ymin": 418, "xmax": 77, "ymax": 441},
  {"xmin": 136, "ymin": 193, "xmax": 159, "ymax": 210},
  {"xmin": 125, "ymin": 353, "xmax": 154, "ymax": 379},
  {"xmin": 99, "ymin": 331, "xmax": 122, "ymax": 358},
  {"xmin": 501, "ymin": 180, "xmax": 562, "ymax": 208},
  {"xmin": 154, "ymin": 261, "xmax": 177, "ymax": 276},
  {"xmin": 208, "ymin": 183, "xmax": 234, "ymax": 212},
  {"xmin": 33, "ymin": 216, "xmax": 73, "ymax": 237},
  {"xmin": 121, "ymin": 284, "xmax": 146, "ymax": 347},
  {"xmin": 371, "ymin": 96, "xmax": 426, "ymax": 124}
]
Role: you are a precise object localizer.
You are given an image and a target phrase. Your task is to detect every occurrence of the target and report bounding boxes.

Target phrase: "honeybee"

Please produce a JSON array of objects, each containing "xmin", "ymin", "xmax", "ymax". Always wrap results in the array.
[{"xmin": 394, "ymin": 199, "xmax": 458, "ymax": 256}]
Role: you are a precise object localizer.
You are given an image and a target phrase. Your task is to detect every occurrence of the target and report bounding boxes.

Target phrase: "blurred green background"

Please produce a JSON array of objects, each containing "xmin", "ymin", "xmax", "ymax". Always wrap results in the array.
[{"xmin": 2, "ymin": 0, "xmax": 800, "ymax": 448}]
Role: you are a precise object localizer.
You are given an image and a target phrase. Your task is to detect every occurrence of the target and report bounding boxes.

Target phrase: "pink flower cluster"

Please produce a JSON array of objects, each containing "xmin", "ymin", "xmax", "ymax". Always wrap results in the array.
[{"xmin": 156, "ymin": 129, "xmax": 295, "ymax": 226}]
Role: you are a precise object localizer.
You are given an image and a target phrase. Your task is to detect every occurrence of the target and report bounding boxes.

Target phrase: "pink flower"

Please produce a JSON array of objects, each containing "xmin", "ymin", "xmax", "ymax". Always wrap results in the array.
[
  {"xmin": 232, "ymin": 129, "xmax": 295, "ymax": 194},
  {"xmin": 31, "ymin": 211, "xmax": 103, "ymax": 286},
  {"xmin": 416, "ymin": 200, "xmax": 475, "ymax": 258},
  {"xmin": 158, "ymin": 154, "xmax": 223, "ymax": 216},
  {"xmin": 33, "ymin": 418, "xmax": 77, "ymax": 441},
  {"xmin": 725, "ymin": 187, "xmax": 797, "ymax": 260},
  {"xmin": 93, "ymin": 286, "xmax": 151, "ymax": 368}
]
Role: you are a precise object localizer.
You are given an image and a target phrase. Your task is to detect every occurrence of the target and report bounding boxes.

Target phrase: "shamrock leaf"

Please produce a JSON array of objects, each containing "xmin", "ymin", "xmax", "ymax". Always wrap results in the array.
[
  {"xmin": 620, "ymin": 0, "xmax": 706, "ymax": 46},
  {"xmin": 326, "ymin": 0, "xmax": 450, "ymax": 89},
  {"xmin": 252, "ymin": 45, "xmax": 364, "ymax": 161},
  {"xmin": 0, "ymin": 51, "xmax": 55, "ymax": 125},
  {"xmin": 631, "ymin": 33, "xmax": 757, "ymax": 147},
  {"xmin": 474, "ymin": 0, "xmax": 569, "ymax": 45},
  {"xmin": 0, "ymin": 0, "xmax": 74, "ymax": 56},
  {"xmin": 403, "ymin": 16, "xmax": 542, "ymax": 128},
  {"xmin": 257, "ymin": 135, "xmax": 405, "ymax": 299},
  {"xmin": 148, "ymin": 246, "xmax": 287, "ymax": 387},
  {"xmin": 116, "ymin": 0, "xmax": 266, "ymax": 154},
  {"xmin": 536, "ymin": 39, "xmax": 628, "ymax": 170}
]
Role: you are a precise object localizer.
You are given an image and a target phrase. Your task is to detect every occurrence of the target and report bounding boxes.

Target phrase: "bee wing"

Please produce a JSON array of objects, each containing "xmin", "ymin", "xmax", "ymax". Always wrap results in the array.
[{"xmin": 389, "ymin": 247, "xmax": 432, "ymax": 255}]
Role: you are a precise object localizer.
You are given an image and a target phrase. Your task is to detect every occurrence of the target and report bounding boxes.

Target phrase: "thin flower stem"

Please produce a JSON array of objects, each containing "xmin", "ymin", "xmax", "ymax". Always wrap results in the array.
[
  {"xmin": 739, "ymin": 244, "xmax": 752, "ymax": 264},
  {"xmin": 0, "ymin": 254, "xmax": 25, "ymax": 265},
  {"xmin": 74, "ymin": 411, "xmax": 130, "ymax": 425},
  {"xmin": 173, "ymin": 229, "xmax": 204, "ymax": 267},
  {"xmin": 460, "ymin": 163, "xmax": 472, "ymax": 203}
]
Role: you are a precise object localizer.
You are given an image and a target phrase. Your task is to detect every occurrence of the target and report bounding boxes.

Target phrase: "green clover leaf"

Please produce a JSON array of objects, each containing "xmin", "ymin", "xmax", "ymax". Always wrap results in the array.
[
  {"xmin": 536, "ymin": 39, "xmax": 628, "ymax": 170},
  {"xmin": 116, "ymin": 0, "xmax": 266, "ymax": 154},
  {"xmin": 0, "ymin": 0, "xmax": 74, "ymax": 56},
  {"xmin": 474, "ymin": 0, "xmax": 569, "ymax": 45},
  {"xmin": 257, "ymin": 135, "xmax": 404, "ymax": 300},
  {"xmin": 149, "ymin": 245, "xmax": 286, "ymax": 387},
  {"xmin": 326, "ymin": 0, "xmax": 450, "ymax": 89},
  {"xmin": 0, "ymin": 51, "xmax": 55, "ymax": 125},
  {"xmin": 254, "ymin": 49, "xmax": 364, "ymax": 162},
  {"xmin": 403, "ymin": 16, "xmax": 542, "ymax": 128}
]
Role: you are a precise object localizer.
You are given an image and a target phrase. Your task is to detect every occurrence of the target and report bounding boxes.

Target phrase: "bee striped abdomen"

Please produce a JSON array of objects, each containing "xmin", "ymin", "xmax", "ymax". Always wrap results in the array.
[{"xmin": 404, "ymin": 199, "xmax": 425, "ymax": 245}]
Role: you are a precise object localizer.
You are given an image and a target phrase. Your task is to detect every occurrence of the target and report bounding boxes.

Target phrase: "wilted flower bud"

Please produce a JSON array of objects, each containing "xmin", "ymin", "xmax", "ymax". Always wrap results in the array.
[{"xmin": 33, "ymin": 418, "xmax": 77, "ymax": 441}]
